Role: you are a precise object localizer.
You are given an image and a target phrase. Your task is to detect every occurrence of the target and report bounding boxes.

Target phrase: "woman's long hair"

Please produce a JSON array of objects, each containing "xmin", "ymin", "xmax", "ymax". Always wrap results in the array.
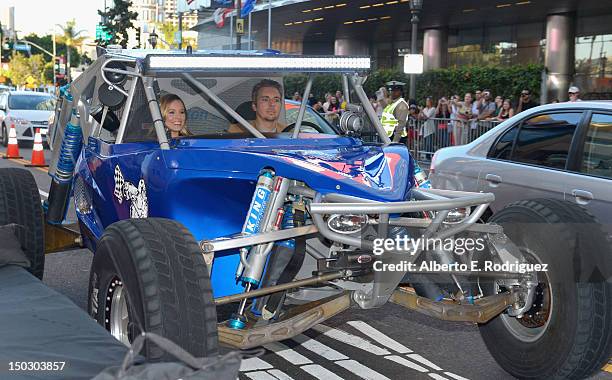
[{"xmin": 159, "ymin": 93, "xmax": 192, "ymax": 136}]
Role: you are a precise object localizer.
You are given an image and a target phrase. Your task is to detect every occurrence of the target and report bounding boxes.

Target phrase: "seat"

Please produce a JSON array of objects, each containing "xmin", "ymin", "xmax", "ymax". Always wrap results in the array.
[{"xmin": 234, "ymin": 101, "xmax": 256, "ymax": 122}]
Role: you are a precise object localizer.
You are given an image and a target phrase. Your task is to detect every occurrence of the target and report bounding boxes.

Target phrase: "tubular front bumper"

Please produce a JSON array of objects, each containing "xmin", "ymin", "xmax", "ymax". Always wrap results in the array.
[{"xmin": 308, "ymin": 188, "xmax": 497, "ymax": 308}]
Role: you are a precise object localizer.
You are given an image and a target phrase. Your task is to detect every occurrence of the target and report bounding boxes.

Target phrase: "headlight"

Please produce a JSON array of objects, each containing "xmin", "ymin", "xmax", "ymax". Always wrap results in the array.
[
  {"xmin": 444, "ymin": 207, "xmax": 471, "ymax": 224},
  {"xmin": 327, "ymin": 214, "xmax": 368, "ymax": 234},
  {"xmin": 12, "ymin": 117, "xmax": 30, "ymax": 126}
]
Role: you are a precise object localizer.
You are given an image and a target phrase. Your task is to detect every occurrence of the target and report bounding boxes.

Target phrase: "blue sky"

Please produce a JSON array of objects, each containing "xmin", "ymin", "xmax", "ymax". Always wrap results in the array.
[{"xmin": 2, "ymin": 0, "xmax": 105, "ymax": 39}]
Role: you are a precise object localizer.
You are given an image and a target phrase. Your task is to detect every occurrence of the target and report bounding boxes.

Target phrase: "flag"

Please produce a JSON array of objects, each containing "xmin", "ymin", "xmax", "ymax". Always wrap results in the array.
[
  {"xmin": 213, "ymin": 7, "xmax": 234, "ymax": 28},
  {"xmin": 241, "ymin": 0, "xmax": 256, "ymax": 17}
]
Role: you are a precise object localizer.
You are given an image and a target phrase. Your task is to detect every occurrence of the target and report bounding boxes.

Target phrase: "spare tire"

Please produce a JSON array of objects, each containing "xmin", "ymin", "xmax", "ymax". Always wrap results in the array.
[
  {"xmin": 0, "ymin": 168, "xmax": 44, "ymax": 279},
  {"xmin": 88, "ymin": 218, "xmax": 218, "ymax": 361},
  {"xmin": 479, "ymin": 198, "xmax": 612, "ymax": 379}
]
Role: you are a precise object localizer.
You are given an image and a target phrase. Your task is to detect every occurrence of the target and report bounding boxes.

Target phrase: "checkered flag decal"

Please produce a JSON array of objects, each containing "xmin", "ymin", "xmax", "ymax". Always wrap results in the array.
[{"xmin": 114, "ymin": 165, "xmax": 125, "ymax": 204}]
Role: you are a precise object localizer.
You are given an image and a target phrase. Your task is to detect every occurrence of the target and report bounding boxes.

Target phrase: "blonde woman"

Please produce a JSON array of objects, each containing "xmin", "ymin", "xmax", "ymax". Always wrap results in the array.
[{"xmin": 160, "ymin": 93, "xmax": 192, "ymax": 138}]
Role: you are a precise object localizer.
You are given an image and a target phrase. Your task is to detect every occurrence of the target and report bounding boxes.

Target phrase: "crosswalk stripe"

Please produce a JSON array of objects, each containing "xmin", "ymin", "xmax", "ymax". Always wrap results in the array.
[
  {"xmin": 264, "ymin": 342, "xmax": 313, "ymax": 365},
  {"xmin": 244, "ymin": 371, "xmax": 278, "ymax": 380},
  {"xmin": 291, "ymin": 334, "xmax": 349, "ymax": 361},
  {"xmin": 336, "ymin": 359, "xmax": 392, "ymax": 380},
  {"xmin": 267, "ymin": 369, "xmax": 295, "ymax": 380},
  {"xmin": 39, "ymin": 189, "xmax": 49, "ymax": 199},
  {"xmin": 240, "ymin": 357, "xmax": 274, "ymax": 372},
  {"xmin": 312, "ymin": 324, "xmax": 391, "ymax": 356},
  {"xmin": 301, "ymin": 364, "xmax": 345, "ymax": 380},
  {"xmin": 428, "ymin": 373, "xmax": 450, "ymax": 380},
  {"xmin": 347, "ymin": 320, "xmax": 414, "ymax": 354},
  {"xmin": 407, "ymin": 353, "xmax": 444, "ymax": 371},
  {"xmin": 385, "ymin": 355, "xmax": 429, "ymax": 372},
  {"xmin": 444, "ymin": 371, "xmax": 470, "ymax": 380}
]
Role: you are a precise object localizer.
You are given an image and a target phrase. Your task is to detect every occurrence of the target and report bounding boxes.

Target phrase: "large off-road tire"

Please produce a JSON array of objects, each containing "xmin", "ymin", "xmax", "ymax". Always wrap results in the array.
[
  {"xmin": 88, "ymin": 218, "xmax": 218, "ymax": 361},
  {"xmin": 480, "ymin": 199, "xmax": 612, "ymax": 379},
  {"xmin": 0, "ymin": 168, "xmax": 44, "ymax": 279}
]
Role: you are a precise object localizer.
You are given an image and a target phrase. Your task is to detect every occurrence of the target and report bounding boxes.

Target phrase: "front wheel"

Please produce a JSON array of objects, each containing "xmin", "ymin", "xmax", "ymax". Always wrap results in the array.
[
  {"xmin": 88, "ymin": 218, "xmax": 218, "ymax": 361},
  {"xmin": 479, "ymin": 199, "xmax": 612, "ymax": 379}
]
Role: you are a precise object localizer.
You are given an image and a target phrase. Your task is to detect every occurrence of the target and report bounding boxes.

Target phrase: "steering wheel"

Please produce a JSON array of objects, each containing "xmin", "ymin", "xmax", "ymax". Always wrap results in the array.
[{"xmin": 281, "ymin": 121, "xmax": 325, "ymax": 134}]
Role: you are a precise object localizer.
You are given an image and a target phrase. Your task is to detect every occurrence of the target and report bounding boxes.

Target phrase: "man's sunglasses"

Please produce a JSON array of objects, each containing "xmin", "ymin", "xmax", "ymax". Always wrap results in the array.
[{"xmin": 568, "ymin": 92, "xmax": 578, "ymax": 95}]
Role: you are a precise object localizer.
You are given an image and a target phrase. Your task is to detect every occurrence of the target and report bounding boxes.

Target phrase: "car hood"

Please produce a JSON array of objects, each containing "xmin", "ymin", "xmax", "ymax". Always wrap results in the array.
[
  {"xmin": 161, "ymin": 137, "xmax": 413, "ymax": 202},
  {"xmin": 7, "ymin": 109, "xmax": 52, "ymax": 122}
]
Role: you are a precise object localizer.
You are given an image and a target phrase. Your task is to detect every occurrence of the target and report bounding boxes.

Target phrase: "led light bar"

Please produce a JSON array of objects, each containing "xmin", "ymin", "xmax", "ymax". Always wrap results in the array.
[{"xmin": 144, "ymin": 55, "xmax": 371, "ymax": 73}]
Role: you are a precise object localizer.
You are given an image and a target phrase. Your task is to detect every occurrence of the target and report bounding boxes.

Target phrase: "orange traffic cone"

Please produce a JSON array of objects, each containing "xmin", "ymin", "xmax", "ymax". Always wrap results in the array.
[
  {"xmin": 26, "ymin": 128, "xmax": 48, "ymax": 167},
  {"xmin": 3, "ymin": 123, "xmax": 22, "ymax": 159}
]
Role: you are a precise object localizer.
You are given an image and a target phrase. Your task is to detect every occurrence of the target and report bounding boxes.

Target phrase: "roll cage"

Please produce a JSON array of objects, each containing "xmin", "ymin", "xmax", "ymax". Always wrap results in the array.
[{"xmin": 50, "ymin": 48, "xmax": 390, "ymax": 160}]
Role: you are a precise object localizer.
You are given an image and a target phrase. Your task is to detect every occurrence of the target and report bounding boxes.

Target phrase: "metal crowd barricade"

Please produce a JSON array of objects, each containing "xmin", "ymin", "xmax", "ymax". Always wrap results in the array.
[
  {"xmin": 356, "ymin": 117, "xmax": 500, "ymax": 163},
  {"xmin": 406, "ymin": 118, "xmax": 501, "ymax": 161}
]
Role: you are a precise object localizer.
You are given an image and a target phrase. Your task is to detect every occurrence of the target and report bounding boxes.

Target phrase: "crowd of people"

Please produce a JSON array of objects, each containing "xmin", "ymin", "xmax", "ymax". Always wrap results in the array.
[{"xmin": 291, "ymin": 83, "xmax": 584, "ymax": 151}]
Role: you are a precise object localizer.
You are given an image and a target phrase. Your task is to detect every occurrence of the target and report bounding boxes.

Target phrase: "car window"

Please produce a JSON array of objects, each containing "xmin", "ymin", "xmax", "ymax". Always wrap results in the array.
[
  {"xmin": 579, "ymin": 113, "xmax": 612, "ymax": 179},
  {"xmin": 285, "ymin": 104, "xmax": 337, "ymax": 135},
  {"xmin": 511, "ymin": 112, "xmax": 582, "ymax": 169},
  {"xmin": 9, "ymin": 94, "xmax": 55, "ymax": 110},
  {"xmin": 488, "ymin": 125, "xmax": 518, "ymax": 160}
]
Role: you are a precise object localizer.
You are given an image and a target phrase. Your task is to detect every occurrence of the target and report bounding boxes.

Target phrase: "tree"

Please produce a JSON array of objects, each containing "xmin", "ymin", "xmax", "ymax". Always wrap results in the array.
[
  {"xmin": 56, "ymin": 20, "xmax": 86, "ymax": 82},
  {"xmin": 98, "ymin": 0, "xmax": 138, "ymax": 48},
  {"xmin": 42, "ymin": 61, "xmax": 54, "ymax": 84},
  {"xmin": 6, "ymin": 53, "xmax": 48, "ymax": 87},
  {"xmin": 157, "ymin": 22, "xmax": 178, "ymax": 49},
  {"xmin": 23, "ymin": 33, "xmax": 82, "ymax": 68}
]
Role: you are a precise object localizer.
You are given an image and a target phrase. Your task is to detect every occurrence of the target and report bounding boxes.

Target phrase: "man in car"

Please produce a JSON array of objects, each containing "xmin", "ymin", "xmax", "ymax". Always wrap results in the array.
[{"xmin": 229, "ymin": 79, "xmax": 287, "ymax": 133}]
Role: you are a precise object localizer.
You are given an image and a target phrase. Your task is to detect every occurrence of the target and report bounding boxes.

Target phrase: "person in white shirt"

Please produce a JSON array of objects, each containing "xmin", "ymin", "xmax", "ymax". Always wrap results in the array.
[
  {"xmin": 568, "ymin": 86, "xmax": 582, "ymax": 102},
  {"xmin": 420, "ymin": 97, "xmax": 437, "ymax": 156}
]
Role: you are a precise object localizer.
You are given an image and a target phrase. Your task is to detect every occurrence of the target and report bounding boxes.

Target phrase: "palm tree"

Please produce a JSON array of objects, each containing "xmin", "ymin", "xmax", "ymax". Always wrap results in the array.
[{"xmin": 56, "ymin": 19, "xmax": 86, "ymax": 82}]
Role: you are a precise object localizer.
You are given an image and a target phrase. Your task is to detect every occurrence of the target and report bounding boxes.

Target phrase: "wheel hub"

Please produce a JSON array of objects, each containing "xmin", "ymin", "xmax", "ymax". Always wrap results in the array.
[{"xmin": 105, "ymin": 277, "xmax": 131, "ymax": 347}]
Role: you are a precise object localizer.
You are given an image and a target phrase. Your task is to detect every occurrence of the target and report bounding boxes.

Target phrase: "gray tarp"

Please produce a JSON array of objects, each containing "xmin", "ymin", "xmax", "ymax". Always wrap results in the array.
[{"xmin": 0, "ymin": 265, "xmax": 129, "ymax": 379}]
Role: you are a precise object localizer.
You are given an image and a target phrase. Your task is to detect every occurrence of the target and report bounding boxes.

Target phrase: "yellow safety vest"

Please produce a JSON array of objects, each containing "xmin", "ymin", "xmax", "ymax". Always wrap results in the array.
[{"xmin": 381, "ymin": 98, "xmax": 408, "ymax": 138}]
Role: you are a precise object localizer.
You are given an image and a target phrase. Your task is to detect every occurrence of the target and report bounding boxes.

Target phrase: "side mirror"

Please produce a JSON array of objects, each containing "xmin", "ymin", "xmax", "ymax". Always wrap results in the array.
[{"xmin": 0, "ymin": 104, "xmax": 5, "ymax": 111}]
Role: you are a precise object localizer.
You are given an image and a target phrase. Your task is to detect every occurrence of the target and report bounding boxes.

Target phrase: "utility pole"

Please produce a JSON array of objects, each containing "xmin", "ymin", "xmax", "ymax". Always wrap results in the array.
[
  {"xmin": 52, "ymin": 33, "xmax": 57, "ymax": 88},
  {"xmin": 236, "ymin": 0, "xmax": 242, "ymax": 50},
  {"xmin": 408, "ymin": 0, "xmax": 423, "ymax": 101},
  {"xmin": 178, "ymin": 12, "xmax": 183, "ymax": 50},
  {"xmin": 267, "ymin": 0, "xmax": 272, "ymax": 49}
]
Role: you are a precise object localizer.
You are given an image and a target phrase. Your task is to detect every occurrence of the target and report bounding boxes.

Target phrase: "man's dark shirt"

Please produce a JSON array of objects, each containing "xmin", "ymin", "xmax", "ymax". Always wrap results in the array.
[{"xmin": 521, "ymin": 100, "xmax": 539, "ymax": 112}]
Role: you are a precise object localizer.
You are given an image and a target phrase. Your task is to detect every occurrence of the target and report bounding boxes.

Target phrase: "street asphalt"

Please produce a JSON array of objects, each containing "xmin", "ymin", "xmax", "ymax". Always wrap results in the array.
[{"xmin": 0, "ymin": 145, "xmax": 610, "ymax": 380}]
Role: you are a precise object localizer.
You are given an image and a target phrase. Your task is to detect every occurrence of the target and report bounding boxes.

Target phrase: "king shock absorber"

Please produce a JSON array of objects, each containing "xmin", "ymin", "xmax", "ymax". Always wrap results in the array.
[
  {"xmin": 46, "ymin": 109, "xmax": 83, "ymax": 224},
  {"xmin": 234, "ymin": 170, "xmax": 275, "ymax": 281},
  {"xmin": 228, "ymin": 176, "xmax": 290, "ymax": 329}
]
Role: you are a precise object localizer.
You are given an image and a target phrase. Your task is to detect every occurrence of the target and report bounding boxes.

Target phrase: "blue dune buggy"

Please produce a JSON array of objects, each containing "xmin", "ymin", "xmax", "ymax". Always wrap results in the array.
[{"xmin": 7, "ymin": 47, "xmax": 605, "ymax": 379}]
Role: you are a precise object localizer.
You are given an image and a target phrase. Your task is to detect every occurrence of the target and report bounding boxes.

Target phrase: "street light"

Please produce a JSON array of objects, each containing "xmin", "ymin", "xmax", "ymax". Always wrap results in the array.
[
  {"xmin": 409, "ymin": 0, "xmax": 423, "ymax": 101},
  {"xmin": 148, "ymin": 29, "xmax": 158, "ymax": 49}
]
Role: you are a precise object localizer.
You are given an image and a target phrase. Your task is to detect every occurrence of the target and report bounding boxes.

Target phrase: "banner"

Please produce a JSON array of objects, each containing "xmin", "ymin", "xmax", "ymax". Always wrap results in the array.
[
  {"xmin": 209, "ymin": 0, "xmax": 235, "ymax": 8},
  {"xmin": 213, "ymin": 7, "xmax": 234, "ymax": 28},
  {"xmin": 241, "ymin": 0, "xmax": 256, "ymax": 17},
  {"xmin": 177, "ymin": 0, "xmax": 234, "ymax": 12}
]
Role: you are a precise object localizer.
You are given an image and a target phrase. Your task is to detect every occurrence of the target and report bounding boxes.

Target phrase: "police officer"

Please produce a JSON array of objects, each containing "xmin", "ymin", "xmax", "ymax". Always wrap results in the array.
[{"xmin": 380, "ymin": 81, "xmax": 409, "ymax": 143}]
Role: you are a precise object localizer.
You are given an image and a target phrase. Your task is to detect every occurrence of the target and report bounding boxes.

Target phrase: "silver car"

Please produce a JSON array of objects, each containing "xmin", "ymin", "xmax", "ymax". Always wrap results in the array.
[{"xmin": 430, "ymin": 101, "xmax": 612, "ymax": 233}]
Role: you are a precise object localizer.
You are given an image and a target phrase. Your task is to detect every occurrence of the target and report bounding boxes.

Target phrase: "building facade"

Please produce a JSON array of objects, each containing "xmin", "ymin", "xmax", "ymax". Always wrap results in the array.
[
  {"xmin": 193, "ymin": 0, "xmax": 612, "ymax": 101},
  {"xmin": 130, "ymin": 0, "xmax": 199, "ymax": 48}
]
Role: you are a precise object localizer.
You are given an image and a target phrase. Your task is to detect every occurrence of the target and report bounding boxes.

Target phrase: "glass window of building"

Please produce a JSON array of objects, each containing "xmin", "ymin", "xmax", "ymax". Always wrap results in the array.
[{"xmin": 574, "ymin": 34, "xmax": 612, "ymax": 98}]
